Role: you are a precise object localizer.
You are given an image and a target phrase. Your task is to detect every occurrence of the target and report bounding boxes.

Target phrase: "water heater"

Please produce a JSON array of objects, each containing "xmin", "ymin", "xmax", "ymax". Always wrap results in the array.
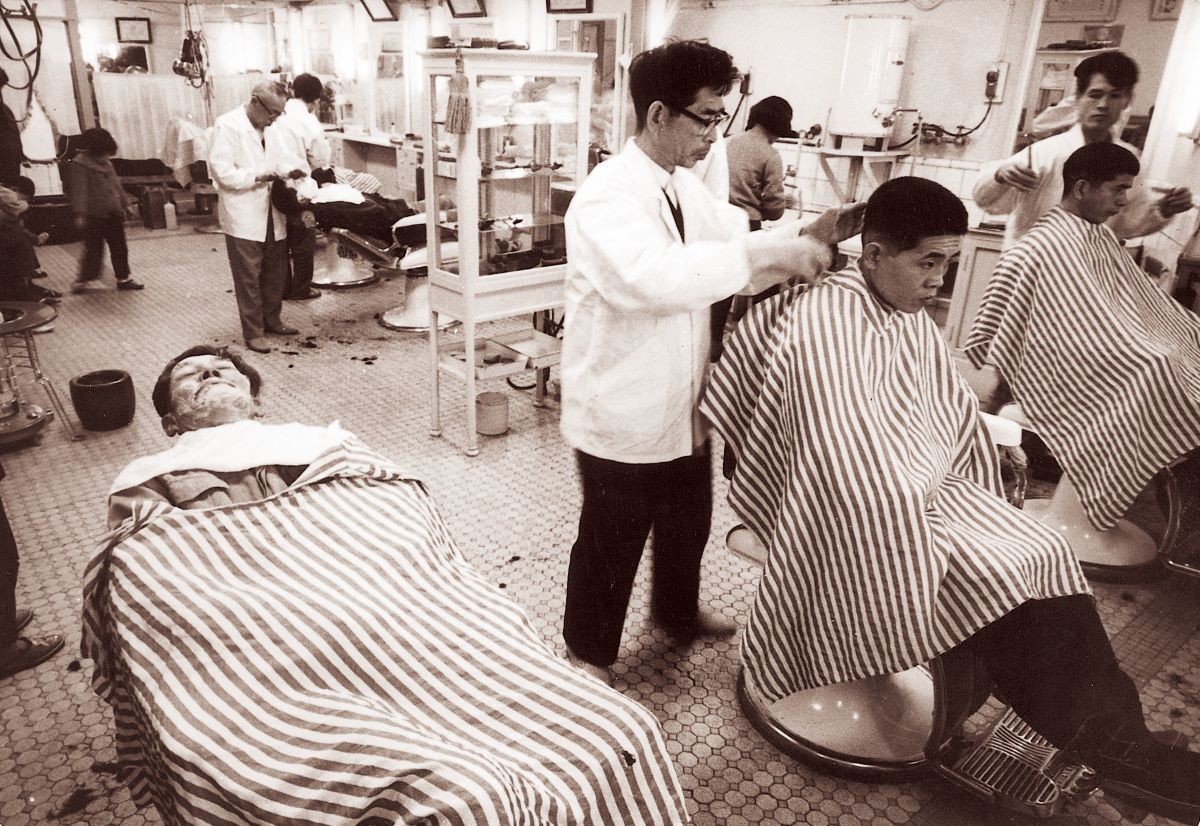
[{"xmin": 827, "ymin": 15, "xmax": 910, "ymax": 146}]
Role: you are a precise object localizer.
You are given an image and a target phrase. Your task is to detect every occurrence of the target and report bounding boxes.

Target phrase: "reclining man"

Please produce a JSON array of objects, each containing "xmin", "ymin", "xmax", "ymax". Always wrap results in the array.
[
  {"xmin": 964, "ymin": 142, "xmax": 1200, "ymax": 537},
  {"xmin": 702, "ymin": 176, "xmax": 1200, "ymax": 823}
]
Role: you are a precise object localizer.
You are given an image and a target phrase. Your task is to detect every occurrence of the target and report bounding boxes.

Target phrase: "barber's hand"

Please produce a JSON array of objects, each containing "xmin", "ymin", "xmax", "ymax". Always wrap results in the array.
[
  {"xmin": 747, "ymin": 233, "xmax": 833, "ymax": 289},
  {"xmin": 801, "ymin": 202, "xmax": 866, "ymax": 246},
  {"xmin": 287, "ymin": 168, "xmax": 307, "ymax": 180},
  {"xmin": 994, "ymin": 159, "xmax": 1040, "ymax": 191},
  {"xmin": 1157, "ymin": 186, "xmax": 1194, "ymax": 217},
  {"xmin": 301, "ymin": 210, "xmax": 318, "ymax": 229},
  {"xmin": 255, "ymin": 172, "xmax": 281, "ymax": 184},
  {"xmin": 35, "ymin": 232, "xmax": 49, "ymax": 246}
]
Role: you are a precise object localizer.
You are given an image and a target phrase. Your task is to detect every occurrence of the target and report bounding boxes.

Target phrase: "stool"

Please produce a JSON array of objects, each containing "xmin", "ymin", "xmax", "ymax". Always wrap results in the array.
[
  {"xmin": 0, "ymin": 302, "xmax": 81, "ymax": 444},
  {"xmin": 313, "ymin": 230, "xmax": 379, "ymax": 289},
  {"xmin": 998, "ymin": 403, "xmax": 1166, "ymax": 582}
]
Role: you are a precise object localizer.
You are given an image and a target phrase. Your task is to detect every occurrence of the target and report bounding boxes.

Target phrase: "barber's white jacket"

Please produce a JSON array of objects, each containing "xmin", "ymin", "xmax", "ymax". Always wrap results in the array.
[
  {"xmin": 562, "ymin": 139, "xmax": 824, "ymax": 464},
  {"xmin": 265, "ymin": 99, "xmax": 331, "ymax": 178},
  {"xmin": 208, "ymin": 105, "xmax": 287, "ymax": 243}
]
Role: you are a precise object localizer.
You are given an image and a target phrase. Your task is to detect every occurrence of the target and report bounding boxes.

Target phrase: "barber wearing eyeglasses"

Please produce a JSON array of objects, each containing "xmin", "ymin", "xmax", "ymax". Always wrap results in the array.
[
  {"xmin": 559, "ymin": 39, "xmax": 863, "ymax": 684},
  {"xmin": 208, "ymin": 81, "xmax": 298, "ymax": 354}
]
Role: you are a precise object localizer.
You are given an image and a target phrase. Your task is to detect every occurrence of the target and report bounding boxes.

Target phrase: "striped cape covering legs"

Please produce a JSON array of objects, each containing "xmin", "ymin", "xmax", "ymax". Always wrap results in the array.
[
  {"xmin": 963, "ymin": 207, "xmax": 1200, "ymax": 531},
  {"xmin": 701, "ymin": 272, "xmax": 1089, "ymax": 703},
  {"xmin": 82, "ymin": 440, "xmax": 688, "ymax": 825}
]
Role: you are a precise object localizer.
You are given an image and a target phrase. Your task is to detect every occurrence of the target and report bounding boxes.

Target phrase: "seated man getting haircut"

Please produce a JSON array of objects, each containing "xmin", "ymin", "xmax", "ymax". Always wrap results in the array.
[
  {"xmin": 107, "ymin": 345, "xmax": 347, "ymax": 528},
  {"xmin": 964, "ymin": 142, "xmax": 1200, "ymax": 535},
  {"xmin": 702, "ymin": 177, "xmax": 1200, "ymax": 823}
]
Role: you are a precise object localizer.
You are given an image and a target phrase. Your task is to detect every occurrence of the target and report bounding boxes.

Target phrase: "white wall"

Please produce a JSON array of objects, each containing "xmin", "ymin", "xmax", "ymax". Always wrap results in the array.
[
  {"xmin": 74, "ymin": 0, "xmax": 184, "ymax": 75},
  {"xmin": 669, "ymin": 0, "xmax": 1040, "ymax": 165},
  {"xmin": 1039, "ymin": 6, "xmax": 1177, "ymax": 118}
]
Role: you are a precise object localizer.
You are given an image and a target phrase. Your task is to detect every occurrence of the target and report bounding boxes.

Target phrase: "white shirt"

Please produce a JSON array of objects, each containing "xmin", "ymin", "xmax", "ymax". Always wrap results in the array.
[
  {"xmin": 973, "ymin": 125, "xmax": 1167, "ymax": 250},
  {"xmin": 265, "ymin": 98, "xmax": 331, "ymax": 178},
  {"xmin": 560, "ymin": 138, "xmax": 827, "ymax": 463},
  {"xmin": 207, "ymin": 105, "xmax": 287, "ymax": 242}
]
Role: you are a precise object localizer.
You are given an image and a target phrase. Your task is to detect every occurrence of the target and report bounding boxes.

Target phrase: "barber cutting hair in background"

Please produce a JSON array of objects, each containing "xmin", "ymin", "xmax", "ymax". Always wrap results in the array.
[
  {"xmin": 559, "ymin": 38, "xmax": 862, "ymax": 685},
  {"xmin": 208, "ymin": 81, "xmax": 298, "ymax": 354},
  {"xmin": 973, "ymin": 51, "xmax": 1192, "ymax": 250}
]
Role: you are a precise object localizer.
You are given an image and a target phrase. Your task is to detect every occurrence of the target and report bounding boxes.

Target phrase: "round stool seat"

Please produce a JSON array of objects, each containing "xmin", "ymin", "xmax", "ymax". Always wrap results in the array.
[
  {"xmin": 0, "ymin": 302, "xmax": 56, "ymax": 335},
  {"xmin": 998, "ymin": 404, "xmax": 1163, "ymax": 582},
  {"xmin": 738, "ymin": 667, "xmax": 934, "ymax": 781}
]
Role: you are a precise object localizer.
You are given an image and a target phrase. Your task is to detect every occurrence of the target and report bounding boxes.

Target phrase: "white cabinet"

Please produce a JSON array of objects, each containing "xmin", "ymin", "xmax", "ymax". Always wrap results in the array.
[
  {"xmin": 422, "ymin": 48, "xmax": 594, "ymax": 455},
  {"xmin": 945, "ymin": 226, "xmax": 1006, "ymax": 349}
]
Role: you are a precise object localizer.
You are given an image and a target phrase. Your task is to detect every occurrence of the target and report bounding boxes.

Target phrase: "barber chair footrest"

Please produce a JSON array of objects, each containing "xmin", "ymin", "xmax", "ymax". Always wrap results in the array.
[{"xmin": 935, "ymin": 707, "xmax": 1097, "ymax": 819}]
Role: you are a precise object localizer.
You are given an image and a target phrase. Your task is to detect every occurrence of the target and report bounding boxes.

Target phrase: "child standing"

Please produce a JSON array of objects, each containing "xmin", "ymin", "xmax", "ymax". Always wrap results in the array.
[{"xmin": 67, "ymin": 127, "xmax": 143, "ymax": 292}]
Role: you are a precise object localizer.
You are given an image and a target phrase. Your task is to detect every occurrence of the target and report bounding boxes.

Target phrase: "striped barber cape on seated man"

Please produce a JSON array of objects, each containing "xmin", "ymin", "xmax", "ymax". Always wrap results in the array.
[
  {"xmin": 963, "ymin": 143, "xmax": 1200, "ymax": 532},
  {"xmin": 83, "ymin": 429, "xmax": 689, "ymax": 825}
]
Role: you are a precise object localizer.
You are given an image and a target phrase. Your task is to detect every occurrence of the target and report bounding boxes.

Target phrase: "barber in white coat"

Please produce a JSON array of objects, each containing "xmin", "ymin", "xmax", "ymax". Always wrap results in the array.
[
  {"xmin": 265, "ymin": 73, "xmax": 331, "ymax": 302},
  {"xmin": 208, "ymin": 81, "xmax": 295, "ymax": 353},
  {"xmin": 560, "ymin": 39, "xmax": 862, "ymax": 684}
]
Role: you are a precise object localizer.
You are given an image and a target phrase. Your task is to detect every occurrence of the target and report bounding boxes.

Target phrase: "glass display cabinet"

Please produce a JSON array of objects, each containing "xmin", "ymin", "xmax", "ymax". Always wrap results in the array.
[{"xmin": 422, "ymin": 48, "xmax": 593, "ymax": 455}]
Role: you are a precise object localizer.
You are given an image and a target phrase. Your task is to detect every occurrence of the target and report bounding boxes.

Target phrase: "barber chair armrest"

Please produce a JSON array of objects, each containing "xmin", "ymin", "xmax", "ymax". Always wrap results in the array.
[{"xmin": 330, "ymin": 228, "xmax": 402, "ymax": 269}]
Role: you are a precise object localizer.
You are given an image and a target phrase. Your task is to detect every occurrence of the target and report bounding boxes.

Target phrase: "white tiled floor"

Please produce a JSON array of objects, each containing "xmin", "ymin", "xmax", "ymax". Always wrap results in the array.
[{"xmin": 0, "ymin": 222, "xmax": 1197, "ymax": 825}]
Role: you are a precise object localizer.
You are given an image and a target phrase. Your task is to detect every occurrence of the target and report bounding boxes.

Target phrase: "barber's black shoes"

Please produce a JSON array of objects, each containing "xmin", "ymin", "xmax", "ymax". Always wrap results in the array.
[
  {"xmin": 284, "ymin": 289, "xmax": 321, "ymax": 301},
  {"xmin": 245, "ymin": 337, "xmax": 271, "ymax": 354},
  {"xmin": 0, "ymin": 635, "xmax": 64, "ymax": 680},
  {"xmin": 1082, "ymin": 724, "xmax": 1200, "ymax": 824},
  {"xmin": 266, "ymin": 324, "xmax": 299, "ymax": 336}
]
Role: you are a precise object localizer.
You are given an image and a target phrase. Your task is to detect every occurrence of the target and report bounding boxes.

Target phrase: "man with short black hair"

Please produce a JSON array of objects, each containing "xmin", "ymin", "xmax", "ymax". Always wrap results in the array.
[
  {"xmin": 559, "ymin": 39, "xmax": 860, "ymax": 684},
  {"xmin": 267, "ymin": 73, "xmax": 332, "ymax": 301},
  {"xmin": 209, "ymin": 82, "xmax": 297, "ymax": 353},
  {"xmin": 965, "ymin": 142, "xmax": 1200, "ymax": 537},
  {"xmin": 705, "ymin": 176, "xmax": 1200, "ymax": 824},
  {"xmin": 973, "ymin": 51, "xmax": 1192, "ymax": 249}
]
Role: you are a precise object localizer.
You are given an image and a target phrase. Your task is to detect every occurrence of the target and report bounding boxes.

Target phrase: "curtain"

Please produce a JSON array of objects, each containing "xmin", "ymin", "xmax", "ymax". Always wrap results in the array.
[
  {"xmin": 209, "ymin": 74, "xmax": 281, "ymax": 123},
  {"xmin": 95, "ymin": 74, "xmax": 206, "ymax": 160},
  {"xmin": 373, "ymin": 78, "xmax": 407, "ymax": 134}
]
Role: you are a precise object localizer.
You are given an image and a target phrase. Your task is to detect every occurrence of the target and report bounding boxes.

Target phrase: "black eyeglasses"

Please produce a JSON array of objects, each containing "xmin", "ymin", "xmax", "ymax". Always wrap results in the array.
[{"xmin": 672, "ymin": 106, "xmax": 729, "ymax": 133}]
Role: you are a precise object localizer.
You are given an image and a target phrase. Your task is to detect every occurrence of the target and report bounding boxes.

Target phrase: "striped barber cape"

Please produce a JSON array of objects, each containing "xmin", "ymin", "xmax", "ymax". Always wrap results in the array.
[
  {"xmin": 963, "ymin": 207, "xmax": 1200, "ymax": 530},
  {"xmin": 82, "ymin": 437, "xmax": 688, "ymax": 826},
  {"xmin": 700, "ymin": 271, "xmax": 1089, "ymax": 703}
]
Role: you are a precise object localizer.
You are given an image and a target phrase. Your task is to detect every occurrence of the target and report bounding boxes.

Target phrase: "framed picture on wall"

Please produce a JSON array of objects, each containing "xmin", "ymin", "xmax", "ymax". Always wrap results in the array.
[
  {"xmin": 115, "ymin": 17, "xmax": 152, "ymax": 44},
  {"xmin": 1150, "ymin": 0, "xmax": 1182, "ymax": 20},
  {"xmin": 358, "ymin": 0, "xmax": 398, "ymax": 22},
  {"xmin": 1042, "ymin": 0, "xmax": 1119, "ymax": 22},
  {"xmin": 547, "ymin": 0, "xmax": 594, "ymax": 12},
  {"xmin": 445, "ymin": 0, "xmax": 488, "ymax": 18}
]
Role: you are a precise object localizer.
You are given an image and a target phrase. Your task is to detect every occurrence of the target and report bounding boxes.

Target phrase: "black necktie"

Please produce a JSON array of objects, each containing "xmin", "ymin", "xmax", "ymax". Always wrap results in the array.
[{"xmin": 663, "ymin": 187, "xmax": 685, "ymax": 241}]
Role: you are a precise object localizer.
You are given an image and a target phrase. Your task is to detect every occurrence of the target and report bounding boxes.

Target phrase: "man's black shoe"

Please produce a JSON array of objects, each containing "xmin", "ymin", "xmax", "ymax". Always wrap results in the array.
[{"xmin": 1087, "ymin": 729, "xmax": 1200, "ymax": 824}]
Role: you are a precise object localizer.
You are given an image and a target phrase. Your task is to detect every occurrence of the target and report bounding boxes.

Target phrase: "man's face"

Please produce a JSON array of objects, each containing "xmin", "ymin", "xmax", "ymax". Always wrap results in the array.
[
  {"xmin": 1075, "ymin": 73, "xmax": 1131, "ymax": 135},
  {"xmin": 662, "ymin": 86, "xmax": 728, "ymax": 169},
  {"xmin": 247, "ymin": 95, "xmax": 284, "ymax": 129},
  {"xmin": 166, "ymin": 354, "xmax": 256, "ymax": 433},
  {"xmin": 1075, "ymin": 173, "xmax": 1134, "ymax": 223},
  {"xmin": 863, "ymin": 234, "xmax": 962, "ymax": 314}
]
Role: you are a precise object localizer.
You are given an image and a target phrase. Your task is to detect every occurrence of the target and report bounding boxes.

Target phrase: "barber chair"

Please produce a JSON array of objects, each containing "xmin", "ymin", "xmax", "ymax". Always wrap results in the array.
[
  {"xmin": 997, "ymin": 403, "xmax": 1191, "ymax": 582},
  {"xmin": 725, "ymin": 413, "xmax": 1099, "ymax": 818},
  {"xmin": 313, "ymin": 229, "xmax": 380, "ymax": 289},
  {"xmin": 328, "ymin": 228, "xmax": 458, "ymax": 332}
]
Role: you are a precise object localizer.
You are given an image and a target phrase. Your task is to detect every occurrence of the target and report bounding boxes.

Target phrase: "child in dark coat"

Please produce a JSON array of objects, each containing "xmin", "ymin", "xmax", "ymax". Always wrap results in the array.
[{"xmin": 67, "ymin": 128, "xmax": 143, "ymax": 292}]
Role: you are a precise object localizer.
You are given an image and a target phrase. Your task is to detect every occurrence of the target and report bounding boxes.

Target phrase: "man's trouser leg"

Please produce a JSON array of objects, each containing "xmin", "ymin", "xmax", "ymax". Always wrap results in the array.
[
  {"xmin": 78, "ymin": 217, "xmax": 106, "ymax": 282},
  {"xmin": 102, "ymin": 211, "xmax": 130, "ymax": 279},
  {"xmin": 649, "ymin": 445, "xmax": 713, "ymax": 628},
  {"xmin": 0, "ymin": 492, "xmax": 19, "ymax": 649},
  {"xmin": 959, "ymin": 594, "xmax": 1145, "ymax": 749},
  {"xmin": 225, "ymin": 235, "xmax": 267, "ymax": 341},
  {"xmin": 261, "ymin": 222, "xmax": 288, "ymax": 331},
  {"xmin": 563, "ymin": 452, "xmax": 658, "ymax": 668},
  {"xmin": 285, "ymin": 214, "xmax": 314, "ymax": 297}
]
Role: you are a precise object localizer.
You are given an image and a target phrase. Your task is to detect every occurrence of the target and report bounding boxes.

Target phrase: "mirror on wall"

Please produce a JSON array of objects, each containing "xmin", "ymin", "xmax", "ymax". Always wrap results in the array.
[
  {"xmin": 551, "ymin": 15, "xmax": 624, "ymax": 155},
  {"xmin": 1015, "ymin": 5, "xmax": 1181, "ymax": 151}
]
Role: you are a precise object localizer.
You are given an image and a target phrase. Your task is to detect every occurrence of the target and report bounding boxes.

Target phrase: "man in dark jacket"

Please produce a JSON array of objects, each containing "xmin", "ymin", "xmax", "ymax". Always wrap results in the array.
[{"xmin": 0, "ymin": 69, "xmax": 24, "ymax": 187}]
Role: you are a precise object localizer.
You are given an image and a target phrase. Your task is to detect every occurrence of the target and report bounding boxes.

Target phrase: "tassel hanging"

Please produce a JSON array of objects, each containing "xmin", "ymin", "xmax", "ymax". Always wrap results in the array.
[{"xmin": 444, "ymin": 48, "xmax": 471, "ymax": 134}]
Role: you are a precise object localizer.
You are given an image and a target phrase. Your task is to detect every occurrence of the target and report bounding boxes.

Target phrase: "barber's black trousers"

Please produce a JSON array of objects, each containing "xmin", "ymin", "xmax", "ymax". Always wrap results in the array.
[
  {"xmin": 563, "ymin": 447, "xmax": 712, "ymax": 667},
  {"xmin": 78, "ymin": 211, "xmax": 129, "ymax": 282},
  {"xmin": 284, "ymin": 215, "xmax": 315, "ymax": 297},
  {"xmin": 957, "ymin": 594, "xmax": 1145, "ymax": 751},
  {"xmin": 0, "ymin": 492, "xmax": 19, "ymax": 649}
]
